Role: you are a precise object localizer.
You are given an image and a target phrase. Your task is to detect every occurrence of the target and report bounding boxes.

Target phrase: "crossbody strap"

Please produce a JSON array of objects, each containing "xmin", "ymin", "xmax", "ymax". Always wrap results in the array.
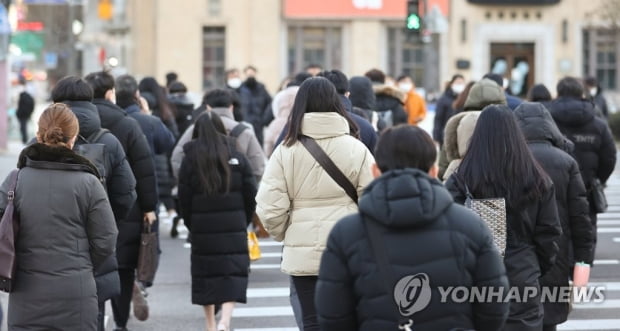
[
  {"xmin": 299, "ymin": 135, "xmax": 358, "ymax": 204},
  {"xmin": 6, "ymin": 170, "xmax": 19, "ymax": 203},
  {"xmin": 363, "ymin": 217, "xmax": 414, "ymax": 330}
]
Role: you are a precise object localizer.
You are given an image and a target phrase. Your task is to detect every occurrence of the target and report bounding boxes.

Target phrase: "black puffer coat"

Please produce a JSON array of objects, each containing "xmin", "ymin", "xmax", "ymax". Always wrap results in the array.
[
  {"xmin": 169, "ymin": 93, "xmax": 195, "ymax": 137},
  {"xmin": 373, "ymin": 84, "xmax": 408, "ymax": 125},
  {"xmin": 445, "ymin": 175, "xmax": 562, "ymax": 331},
  {"xmin": 548, "ymin": 97, "xmax": 617, "ymax": 190},
  {"xmin": 316, "ymin": 169, "xmax": 509, "ymax": 331},
  {"xmin": 433, "ymin": 88, "xmax": 458, "ymax": 144},
  {"xmin": 178, "ymin": 140, "xmax": 257, "ymax": 305},
  {"xmin": 515, "ymin": 102, "xmax": 594, "ymax": 325}
]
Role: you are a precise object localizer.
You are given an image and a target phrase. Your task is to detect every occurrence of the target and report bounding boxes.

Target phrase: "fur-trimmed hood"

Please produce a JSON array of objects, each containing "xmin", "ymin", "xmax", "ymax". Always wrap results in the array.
[
  {"xmin": 18, "ymin": 143, "xmax": 100, "ymax": 178},
  {"xmin": 443, "ymin": 111, "xmax": 481, "ymax": 162},
  {"xmin": 373, "ymin": 84, "xmax": 406, "ymax": 103}
]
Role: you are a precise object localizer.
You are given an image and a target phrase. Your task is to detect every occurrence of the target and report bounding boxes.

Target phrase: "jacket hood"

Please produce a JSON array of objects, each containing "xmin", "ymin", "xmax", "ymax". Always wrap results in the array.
[
  {"xmin": 141, "ymin": 91, "xmax": 158, "ymax": 110},
  {"xmin": 549, "ymin": 97, "xmax": 596, "ymax": 126},
  {"xmin": 373, "ymin": 84, "xmax": 406, "ymax": 103},
  {"xmin": 62, "ymin": 100, "xmax": 102, "ymax": 138},
  {"xmin": 349, "ymin": 76, "xmax": 376, "ymax": 110},
  {"xmin": 301, "ymin": 112, "xmax": 349, "ymax": 140},
  {"xmin": 444, "ymin": 111, "xmax": 481, "ymax": 160},
  {"xmin": 464, "ymin": 78, "xmax": 507, "ymax": 111},
  {"xmin": 339, "ymin": 94, "xmax": 353, "ymax": 113},
  {"xmin": 514, "ymin": 102, "xmax": 575, "ymax": 152},
  {"xmin": 271, "ymin": 86, "xmax": 298, "ymax": 119},
  {"xmin": 168, "ymin": 93, "xmax": 194, "ymax": 107},
  {"xmin": 17, "ymin": 143, "xmax": 100, "ymax": 178},
  {"xmin": 360, "ymin": 169, "xmax": 453, "ymax": 228}
]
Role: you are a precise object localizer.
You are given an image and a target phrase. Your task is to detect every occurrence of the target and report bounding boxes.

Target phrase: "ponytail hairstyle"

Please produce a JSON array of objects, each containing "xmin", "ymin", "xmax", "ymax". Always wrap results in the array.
[
  {"xmin": 36, "ymin": 103, "xmax": 79, "ymax": 148},
  {"xmin": 192, "ymin": 112, "xmax": 231, "ymax": 195}
]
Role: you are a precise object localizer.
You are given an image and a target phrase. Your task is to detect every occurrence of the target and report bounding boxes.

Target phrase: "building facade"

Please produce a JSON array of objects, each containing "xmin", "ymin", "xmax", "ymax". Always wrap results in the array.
[
  {"xmin": 123, "ymin": 0, "xmax": 437, "ymax": 94},
  {"xmin": 445, "ymin": 0, "xmax": 619, "ymax": 99}
]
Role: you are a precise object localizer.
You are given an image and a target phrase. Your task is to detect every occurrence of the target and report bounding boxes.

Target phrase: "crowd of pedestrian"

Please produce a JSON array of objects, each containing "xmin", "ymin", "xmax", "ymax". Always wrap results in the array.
[{"xmin": 0, "ymin": 63, "xmax": 616, "ymax": 331}]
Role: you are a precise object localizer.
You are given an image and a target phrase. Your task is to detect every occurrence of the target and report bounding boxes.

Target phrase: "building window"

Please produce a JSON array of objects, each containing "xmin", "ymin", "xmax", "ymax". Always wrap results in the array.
[
  {"xmin": 387, "ymin": 28, "xmax": 425, "ymax": 84},
  {"xmin": 208, "ymin": 0, "xmax": 221, "ymax": 17},
  {"xmin": 287, "ymin": 26, "xmax": 342, "ymax": 74},
  {"xmin": 584, "ymin": 29, "xmax": 619, "ymax": 90},
  {"xmin": 203, "ymin": 27, "xmax": 225, "ymax": 90}
]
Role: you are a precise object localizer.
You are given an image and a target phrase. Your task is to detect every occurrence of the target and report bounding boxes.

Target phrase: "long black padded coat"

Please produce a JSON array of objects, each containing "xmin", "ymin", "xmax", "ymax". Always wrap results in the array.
[
  {"xmin": 316, "ymin": 169, "xmax": 510, "ymax": 331},
  {"xmin": 92, "ymin": 98, "xmax": 158, "ymax": 270},
  {"xmin": 515, "ymin": 102, "xmax": 595, "ymax": 326},
  {"xmin": 445, "ymin": 173, "xmax": 562, "ymax": 331},
  {"xmin": 178, "ymin": 140, "xmax": 257, "ymax": 305}
]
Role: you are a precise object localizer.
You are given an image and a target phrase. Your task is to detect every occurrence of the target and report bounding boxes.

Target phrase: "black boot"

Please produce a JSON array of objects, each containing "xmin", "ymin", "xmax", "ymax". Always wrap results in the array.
[{"xmin": 170, "ymin": 216, "xmax": 180, "ymax": 238}]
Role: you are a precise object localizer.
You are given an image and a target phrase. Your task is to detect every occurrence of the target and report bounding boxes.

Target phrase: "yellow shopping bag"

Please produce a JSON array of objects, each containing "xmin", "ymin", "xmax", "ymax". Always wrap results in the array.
[{"xmin": 248, "ymin": 231, "xmax": 261, "ymax": 261}]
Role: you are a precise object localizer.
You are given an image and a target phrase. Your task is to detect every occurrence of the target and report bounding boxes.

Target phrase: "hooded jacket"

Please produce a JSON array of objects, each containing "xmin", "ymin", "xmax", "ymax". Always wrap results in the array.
[
  {"xmin": 316, "ymin": 169, "xmax": 509, "ymax": 331},
  {"xmin": 256, "ymin": 112, "xmax": 375, "ymax": 276},
  {"xmin": 349, "ymin": 76, "xmax": 386, "ymax": 133},
  {"xmin": 439, "ymin": 79, "xmax": 507, "ymax": 180},
  {"xmin": 4, "ymin": 143, "xmax": 117, "ymax": 331},
  {"xmin": 515, "ymin": 102, "xmax": 594, "ymax": 326},
  {"xmin": 433, "ymin": 88, "xmax": 458, "ymax": 144},
  {"xmin": 547, "ymin": 97, "xmax": 617, "ymax": 190},
  {"xmin": 373, "ymin": 84, "xmax": 408, "ymax": 125},
  {"xmin": 169, "ymin": 93, "xmax": 195, "ymax": 136}
]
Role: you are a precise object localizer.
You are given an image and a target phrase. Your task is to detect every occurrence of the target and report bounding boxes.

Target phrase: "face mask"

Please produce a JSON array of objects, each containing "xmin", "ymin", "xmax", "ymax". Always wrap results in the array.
[
  {"xmin": 227, "ymin": 77, "xmax": 242, "ymax": 89},
  {"xmin": 451, "ymin": 84, "xmax": 465, "ymax": 94},
  {"xmin": 589, "ymin": 87, "xmax": 598, "ymax": 96},
  {"xmin": 398, "ymin": 83, "xmax": 413, "ymax": 92}
]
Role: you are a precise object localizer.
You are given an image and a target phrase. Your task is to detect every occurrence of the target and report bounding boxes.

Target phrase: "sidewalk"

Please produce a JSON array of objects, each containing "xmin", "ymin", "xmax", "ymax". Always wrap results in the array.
[{"xmin": 0, "ymin": 141, "xmax": 24, "ymax": 180}]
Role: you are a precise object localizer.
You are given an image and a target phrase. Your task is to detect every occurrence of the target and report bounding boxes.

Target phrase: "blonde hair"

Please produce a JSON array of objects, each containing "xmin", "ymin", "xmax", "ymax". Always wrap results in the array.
[{"xmin": 36, "ymin": 103, "xmax": 79, "ymax": 147}]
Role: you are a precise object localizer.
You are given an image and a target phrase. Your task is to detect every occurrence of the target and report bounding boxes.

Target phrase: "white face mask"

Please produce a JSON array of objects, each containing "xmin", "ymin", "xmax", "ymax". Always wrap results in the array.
[
  {"xmin": 227, "ymin": 77, "xmax": 242, "ymax": 89},
  {"xmin": 589, "ymin": 87, "xmax": 598, "ymax": 96},
  {"xmin": 398, "ymin": 83, "xmax": 413, "ymax": 92},
  {"xmin": 451, "ymin": 84, "xmax": 465, "ymax": 94}
]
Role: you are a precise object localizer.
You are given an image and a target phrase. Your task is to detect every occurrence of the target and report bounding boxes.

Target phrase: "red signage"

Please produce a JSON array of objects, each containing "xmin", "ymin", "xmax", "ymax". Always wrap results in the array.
[
  {"xmin": 284, "ymin": 0, "xmax": 407, "ymax": 19},
  {"xmin": 17, "ymin": 21, "xmax": 44, "ymax": 31}
]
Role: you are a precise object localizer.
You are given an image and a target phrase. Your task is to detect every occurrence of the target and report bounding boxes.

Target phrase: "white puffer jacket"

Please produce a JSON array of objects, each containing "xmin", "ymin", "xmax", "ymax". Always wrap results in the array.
[{"xmin": 256, "ymin": 112, "xmax": 374, "ymax": 276}]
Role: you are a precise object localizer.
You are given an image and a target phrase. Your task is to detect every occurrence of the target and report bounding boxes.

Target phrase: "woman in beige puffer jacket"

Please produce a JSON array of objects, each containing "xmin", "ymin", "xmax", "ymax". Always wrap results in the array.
[{"xmin": 256, "ymin": 77, "xmax": 374, "ymax": 331}]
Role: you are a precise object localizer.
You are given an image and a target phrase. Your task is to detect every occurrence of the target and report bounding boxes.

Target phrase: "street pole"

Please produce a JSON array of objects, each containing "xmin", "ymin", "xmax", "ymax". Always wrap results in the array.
[{"xmin": 0, "ymin": 3, "xmax": 10, "ymax": 151}]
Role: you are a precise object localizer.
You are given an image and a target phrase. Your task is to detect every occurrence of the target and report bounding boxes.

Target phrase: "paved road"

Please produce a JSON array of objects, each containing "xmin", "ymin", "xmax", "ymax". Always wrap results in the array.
[{"xmin": 0, "ymin": 139, "xmax": 619, "ymax": 331}]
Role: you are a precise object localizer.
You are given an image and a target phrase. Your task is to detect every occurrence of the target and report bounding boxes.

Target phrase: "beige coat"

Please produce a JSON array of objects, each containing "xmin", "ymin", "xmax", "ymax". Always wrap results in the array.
[{"xmin": 256, "ymin": 112, "xmax": 374, "ymax": 276}]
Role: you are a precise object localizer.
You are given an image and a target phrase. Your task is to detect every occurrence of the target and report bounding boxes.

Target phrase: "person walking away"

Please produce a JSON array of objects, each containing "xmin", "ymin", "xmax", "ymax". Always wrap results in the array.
[
  {"xmin": 396, "ymin": 74, "xmax": 427, "ymax": 125},
  {"xmin": 349, "ymin": 76, "xmax": 386, "ymax": 133},
  {"xmin": 433, "ymin": 74, "xmax": 464, "ymax": 146},
  {"xmin": 515, "ymin": 102, "xmax": 595, "ymax": 331},
  {"xmin": 364, "ymin": 69, "xmax": 407, "ymax": 126},
  {"xmin": 483, "ymin": 73, "xmax": 523, "ymax": 110},
  {"xmin": 139, "ymin": 77, "xmax": 180, "ymax": 138},
  {"xmin": 256, "ymin": 77, "xmax": 375, "ymax": 331},
  {"xmin": 168, "ymin": 81, "xmax": 196, "ymax": 136},
  {"xmin": 239, "ymin": 65, "xmax": 272, "ymax": 145},
  {"xmin": 445, "ymin": 105, "xmax": 562, "ymax": 331},
  {"xmin": 264, "ymin": 85, "xmax": 298, "ymax": 157},
  {"xmin": 584, "ymin": 76, "xmax": 609, "ymax": 118},
  {"xmin": 316, "ymin": 125, "xmax": 510, "ymax": 331},
  {"xmin": 439, "ymin": 78, "xmax": 506, "ymax": 180},
  {"xmin": 2, "ymin": 103, "xmax": 117, "ymax": 331},
  {"xmin": 15, "ymin": 80, "xmax": 35, "ymax": 144},
  {"xmin": 547, "ymin": 77, "xmax": 617, "ymax": 259},
  {"xmin": 527, "ymin": 84, "xmax": 553, "ymax": 103},
  {"xmin": 178, "ymin": 112, "xmax": 257, "ymax": 331}
]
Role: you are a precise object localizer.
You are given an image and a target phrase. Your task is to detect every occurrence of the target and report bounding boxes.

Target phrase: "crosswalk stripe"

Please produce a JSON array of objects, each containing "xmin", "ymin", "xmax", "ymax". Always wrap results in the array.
[
  {"xmin": 597, "ymin": 227, "xmax": 620, "ymax": 233},
  {"xmin": 251, "ymin": 264, "xmax": 281, "ymax": 270},
  {"xmin": 590, "ymin": 282, "xmax": 620, "ymax": 290},
  {"xmin": 247, "ymin": 287, "xmax": 289, "ymax": 298},
  {"xmin": 598, "ymin": 214, "xmax": 620, "ymax": 219},
  {"xmin": 613, "ymin": 237, "xmax": 620, "ymax": 243},
  {"xmin": 594, "ymin": 259, "xmax": 619, "ymax": 265},
  {"xmin": 598, "ymin": 220, "xmax": 620, "ymax": 225},
  {"xmin": 233, "ymin": 306, "xmax": 294, "ymax": 317},
  {"xmin": 558, "ymin": 319, "xmax": 620, "ymax": 330},
  {"xmin": 261, "ymin": 252, "xmax": 283, "ymax": 258},
  {"xmin": 258, "ymin": 241, "xmax": 283, "ymax": 247},
  {"xmin": 572, "ymin": 299, "xmax": 620, "ymax": 309}
]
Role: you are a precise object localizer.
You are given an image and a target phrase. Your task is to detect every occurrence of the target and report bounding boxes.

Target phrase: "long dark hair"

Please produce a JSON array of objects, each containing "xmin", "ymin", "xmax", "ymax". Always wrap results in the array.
[
  {"xmin": 139, "ymin": 77, "xmax": 176, "ymax": 122},
  {"xmin": 192, "ymin": 112, "xmax": 231, "ymax": 195},
  {"xmin": 457, "ymin": 104, "xmax": 549, "ymax": 209},
  {"xmin": 283, "ymin": 77, "xmax": 359, "ymax": 147},
  {"xmin": 452, "ymin": 81, "xmax": 476, "ymax": 113}
]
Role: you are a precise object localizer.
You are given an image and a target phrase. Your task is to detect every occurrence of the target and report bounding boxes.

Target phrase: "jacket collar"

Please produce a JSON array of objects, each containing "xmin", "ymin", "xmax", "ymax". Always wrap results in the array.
[
  {"xmin": 17, "ymin": 143, "xmax": 100, "ymax": 178},
  {"xmin": 60, "ymin": 100, "xmax": 102, "ymax": 138},
  {"xmin": 124, "ymin": 104, "xmax": 141, "ymax": 115},
  {"xmin": 211, "ymin": 107, "xmax": 234, "ymax": 120},
  {"xmin": 301, "ymin": 112, "xmax": 349, "ymax": 139}
]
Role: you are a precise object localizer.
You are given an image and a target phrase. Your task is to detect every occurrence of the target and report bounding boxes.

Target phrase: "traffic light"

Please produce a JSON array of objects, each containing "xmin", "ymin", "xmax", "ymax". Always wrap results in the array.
[{"xmin": 406, "ymin": 0, "xmax": 421, "ymax": 40}]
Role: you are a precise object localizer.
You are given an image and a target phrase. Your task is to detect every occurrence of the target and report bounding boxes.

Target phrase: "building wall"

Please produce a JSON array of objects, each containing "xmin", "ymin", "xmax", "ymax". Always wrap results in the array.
[{"xmin": 446, "ymin": 0, "xmax": 606, "ymax": 92}]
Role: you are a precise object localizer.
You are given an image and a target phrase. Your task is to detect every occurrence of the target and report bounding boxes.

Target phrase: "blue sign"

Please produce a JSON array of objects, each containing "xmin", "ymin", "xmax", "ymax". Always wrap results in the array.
[
  {"xmin": 0, "ymin": 4, "xmax": 10, "ymax": 35},
  {"xmin": 44, "ymin": 52, "xmax": 58, "ymax": 69}
]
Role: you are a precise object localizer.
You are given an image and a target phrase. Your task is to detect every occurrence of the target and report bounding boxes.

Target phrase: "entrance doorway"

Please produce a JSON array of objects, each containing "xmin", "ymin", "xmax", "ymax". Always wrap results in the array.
[{"xmin": 490, "ymin": 43, "xmax": 535, "ymax": 97}]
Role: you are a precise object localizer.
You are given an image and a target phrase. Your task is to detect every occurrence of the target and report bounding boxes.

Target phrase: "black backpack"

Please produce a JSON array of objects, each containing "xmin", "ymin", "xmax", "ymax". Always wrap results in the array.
[
  {"xmin": 16, "ymin": 92, "xmax": 35, "ymax": 119},
  {"xmin": 74, "ymin": 129, "xmax": 111, "ymax": 189}
]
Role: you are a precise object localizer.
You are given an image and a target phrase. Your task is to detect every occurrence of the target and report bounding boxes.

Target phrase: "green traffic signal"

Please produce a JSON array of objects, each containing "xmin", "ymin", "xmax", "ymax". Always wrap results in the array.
[{"xmin": 407, "ymin": 14, "xmax": 421, "ymax": 30}]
